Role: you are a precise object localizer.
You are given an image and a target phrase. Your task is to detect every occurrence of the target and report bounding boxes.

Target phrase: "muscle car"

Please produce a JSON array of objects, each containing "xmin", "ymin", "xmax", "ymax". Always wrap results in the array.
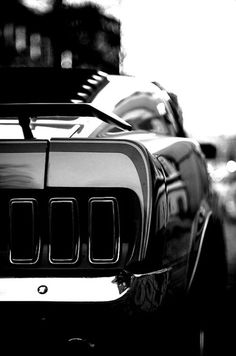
[{"xmin": 0, "ymin": 68, "xmax": 227, "ymax": 355}]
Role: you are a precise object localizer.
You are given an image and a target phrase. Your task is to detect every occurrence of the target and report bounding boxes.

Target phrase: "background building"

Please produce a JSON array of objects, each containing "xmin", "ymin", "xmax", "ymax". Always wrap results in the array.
[{"xmin": 0, "ymin": 0, "xmax": 120, "ymax": 73}]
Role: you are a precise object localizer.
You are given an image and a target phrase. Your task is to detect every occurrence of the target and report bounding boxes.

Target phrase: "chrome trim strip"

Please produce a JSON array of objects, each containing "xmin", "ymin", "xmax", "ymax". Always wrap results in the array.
[
  {"xmin": 187, "ymin": 210, "xmax": 212, "ymax": 291},
  {"xmin": 0, "ymin": 277, "xmax": 129, "ymax": 302},
  {"xmin": 9, "ymin": 240, "xmax": 41, "ymax": 265},
  {"xmin": 133, "ymin": 267, "xmax": 172, "ymax": 278}
]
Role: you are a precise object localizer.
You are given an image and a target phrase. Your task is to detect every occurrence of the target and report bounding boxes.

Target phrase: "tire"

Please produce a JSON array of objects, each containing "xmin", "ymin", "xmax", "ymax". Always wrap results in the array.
[{"xmin": 183, "ymin": 214, "xmax": 228, "ymax": 356}]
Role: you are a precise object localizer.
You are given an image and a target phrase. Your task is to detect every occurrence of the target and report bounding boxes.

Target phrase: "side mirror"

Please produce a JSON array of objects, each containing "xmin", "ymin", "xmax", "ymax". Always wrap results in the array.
[{"xmin": 200, "ymin": 143, "xmax": 217, "ymax": 159}]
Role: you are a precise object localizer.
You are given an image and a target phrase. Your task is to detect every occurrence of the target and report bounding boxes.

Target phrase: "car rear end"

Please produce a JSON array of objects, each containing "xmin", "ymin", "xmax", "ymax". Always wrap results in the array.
[{"xmin": 0, "ymin": 129, "xmax": 171, "ymax": 353}]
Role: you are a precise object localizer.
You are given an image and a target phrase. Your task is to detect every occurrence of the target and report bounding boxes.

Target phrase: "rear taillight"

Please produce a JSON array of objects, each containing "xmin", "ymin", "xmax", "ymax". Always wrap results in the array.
[
  {"xmin": 49, "ymin": 198, "xmax": 79, "ymax": 263},
  {"xmin": 88, "ymin": 198, "xmax": 120, "ymax": 264},
  {"xmin": 9, "ymin": 198, "xmax": 39, "ymax": 263}
]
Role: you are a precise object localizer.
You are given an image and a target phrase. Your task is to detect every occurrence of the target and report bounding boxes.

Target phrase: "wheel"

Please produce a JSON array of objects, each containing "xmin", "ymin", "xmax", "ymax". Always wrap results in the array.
[{"xmin": 183, "ymin": 214, "xmax": 228, "ymax": 356}]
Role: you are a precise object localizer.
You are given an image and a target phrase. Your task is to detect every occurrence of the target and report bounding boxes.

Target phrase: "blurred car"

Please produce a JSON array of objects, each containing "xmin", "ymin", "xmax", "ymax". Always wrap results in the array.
[
  {"xmin": 209, "ymin": 159, "xmax": 236, "ymax": 221},
  {"xmin": 0, "ymin": 68, "xmax": 227, "ymax": 355}
]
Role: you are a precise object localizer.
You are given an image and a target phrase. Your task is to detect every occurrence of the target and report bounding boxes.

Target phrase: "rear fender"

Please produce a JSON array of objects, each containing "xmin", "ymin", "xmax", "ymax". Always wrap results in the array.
[{"xmin": 186, "ymin": 205, "xmax": 212, "ymax": 292}]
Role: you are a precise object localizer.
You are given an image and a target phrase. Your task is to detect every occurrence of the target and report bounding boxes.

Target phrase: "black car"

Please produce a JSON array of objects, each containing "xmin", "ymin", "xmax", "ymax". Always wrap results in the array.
[{"xmin": 0, "ymin": 68, "xmax": 227, "ymax": 355}]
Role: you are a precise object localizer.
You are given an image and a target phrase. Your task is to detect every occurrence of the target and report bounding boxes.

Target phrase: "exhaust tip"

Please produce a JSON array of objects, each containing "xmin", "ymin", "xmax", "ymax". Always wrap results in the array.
[{"xmin": 67, "ymin": 337, "xmax": 96, "ymax": 352}]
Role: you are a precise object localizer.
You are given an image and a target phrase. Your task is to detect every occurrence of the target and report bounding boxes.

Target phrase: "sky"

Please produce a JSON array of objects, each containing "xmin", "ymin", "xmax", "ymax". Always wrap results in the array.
[
  {"xmin": 19, "ymin": 0, "xmax": 236, "ymax": 138},
  {"xmin": 120, "ymin": 0, "xmax": 236, "ymax": 138}
]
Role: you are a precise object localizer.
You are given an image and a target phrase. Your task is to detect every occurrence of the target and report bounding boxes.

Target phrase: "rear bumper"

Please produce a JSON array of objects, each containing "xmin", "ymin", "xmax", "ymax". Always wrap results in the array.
[
  {"xmin": 0, "ymin": 270, "xmax": 171, "ymax": 352},
  {"xmin": 0, "ymin": 276, "xmax": 128, "ymax": 302},
  {"xmin": 0, "ymin": 268, "xmax": 170, "ymax": 304}
]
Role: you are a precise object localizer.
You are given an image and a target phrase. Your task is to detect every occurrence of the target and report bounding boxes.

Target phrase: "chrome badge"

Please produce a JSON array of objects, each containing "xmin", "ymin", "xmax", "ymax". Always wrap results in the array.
[{"xmin": 37, "ymin": 285, "xmax": 48, "ymax": 294}]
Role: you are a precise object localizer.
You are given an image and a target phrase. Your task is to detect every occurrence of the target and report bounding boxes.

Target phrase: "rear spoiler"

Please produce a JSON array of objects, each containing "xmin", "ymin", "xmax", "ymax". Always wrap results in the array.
[{"xmin": 0, "ymin": 102, "xmax": 132, "ymax": 138}]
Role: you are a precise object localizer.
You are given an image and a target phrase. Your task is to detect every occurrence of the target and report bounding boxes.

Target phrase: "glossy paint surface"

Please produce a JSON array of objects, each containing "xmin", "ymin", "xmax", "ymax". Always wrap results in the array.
[{"xmin": 0, "ymin": 141, "xmax": 47, "ymax": 189}]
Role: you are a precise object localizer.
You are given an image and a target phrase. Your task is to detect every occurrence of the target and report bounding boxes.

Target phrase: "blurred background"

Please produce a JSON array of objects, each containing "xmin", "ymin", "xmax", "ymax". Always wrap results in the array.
[{"xmin": 1, "ymin": 0, "xmax": 236, "ymax": 288}]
